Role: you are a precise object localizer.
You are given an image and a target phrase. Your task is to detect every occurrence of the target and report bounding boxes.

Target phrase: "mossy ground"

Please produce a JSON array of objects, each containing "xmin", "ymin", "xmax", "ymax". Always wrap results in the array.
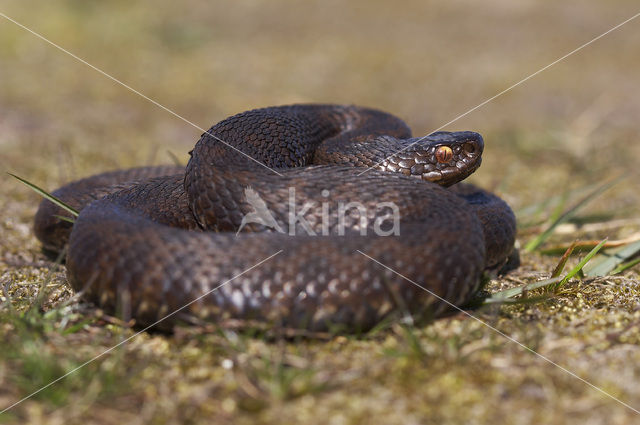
[{"xmin": 1, "ymin": 1, "xmax": 640, "ymax": 424}]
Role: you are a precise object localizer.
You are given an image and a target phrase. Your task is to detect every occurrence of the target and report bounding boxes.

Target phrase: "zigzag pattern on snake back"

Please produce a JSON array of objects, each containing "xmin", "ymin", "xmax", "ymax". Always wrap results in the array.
[{"xmin": 34, "ymin": 104, "xmax": 516, "ymax": 331}]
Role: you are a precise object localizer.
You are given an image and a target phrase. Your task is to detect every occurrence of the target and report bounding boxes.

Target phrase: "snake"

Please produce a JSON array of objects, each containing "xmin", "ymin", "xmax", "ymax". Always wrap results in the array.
[{"xmin": 34, "ymin": 104, "xmax": 516, "ymax": 332}]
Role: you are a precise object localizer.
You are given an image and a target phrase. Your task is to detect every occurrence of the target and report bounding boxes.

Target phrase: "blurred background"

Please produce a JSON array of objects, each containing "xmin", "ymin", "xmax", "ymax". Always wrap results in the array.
[
  {"xmin": 1, "ymin": 0, "xmax": 639, "ymax": 213},
  {"xmin": 1, "ymin": 1, "xmax": 640, "ymax": 424}
]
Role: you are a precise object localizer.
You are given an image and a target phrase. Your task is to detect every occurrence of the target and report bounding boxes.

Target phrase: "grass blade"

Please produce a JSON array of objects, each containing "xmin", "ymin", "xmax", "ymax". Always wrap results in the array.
[
  {"xmin": 516, "ymin": 190, "xmax": 568, "ymax": 229},
  {"xmin": 540, "ymin": 235, "xmax": 640, "ymax": 256},
  {"xmin": 524, "ymin": 177, "xmax": 621, "ymax": 252},
  {"xmin": 610, "ymin": 257, "xmax": 640, "ymax": 275},
  {"xmin": 8, "ymin": 173, "xmax": 79, "ymax": 217},
  {"xmin": 541, "ymin": 240, "xmax": 614, "ymax": 256},
  {"xmin": 551, "ymin": 241, "xmax": 577, "ymax": 277},
  {"xmin": 53, "ymin": 215, "xmax": 76, "ymax": 224},
  {"xmin": 484, "ymin": 276, "xmax": 562, "ymax": 303},
  {"xmin": 484, "ymin": 239, "xmax": 608, "ymax": 305},
  {"xmin": 556, "ymin": 238, "xmax": 607, "ymax": 288},
  {"xmin": 583, "ymin": 240, "xmax": 640, "ymax": 277}
]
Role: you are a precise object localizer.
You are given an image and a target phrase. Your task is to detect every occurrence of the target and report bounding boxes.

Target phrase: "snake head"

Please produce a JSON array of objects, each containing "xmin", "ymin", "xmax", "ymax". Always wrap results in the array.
[{"xmin": 396, "ymin": 131, "xmax": 484, "ymax": 186}]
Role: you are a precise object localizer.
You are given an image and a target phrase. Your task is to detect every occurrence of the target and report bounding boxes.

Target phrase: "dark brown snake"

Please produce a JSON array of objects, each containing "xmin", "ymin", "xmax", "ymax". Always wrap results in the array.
[{"xmin": 34, "ymin": 104, "xmax": 516, "ymax": 332}]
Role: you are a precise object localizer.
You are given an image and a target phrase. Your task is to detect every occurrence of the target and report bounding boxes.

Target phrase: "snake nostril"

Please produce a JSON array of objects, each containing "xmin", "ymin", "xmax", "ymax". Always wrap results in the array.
[{"xmin": 462, "ymin": 143, "xmax": 476, "ymax": 155}]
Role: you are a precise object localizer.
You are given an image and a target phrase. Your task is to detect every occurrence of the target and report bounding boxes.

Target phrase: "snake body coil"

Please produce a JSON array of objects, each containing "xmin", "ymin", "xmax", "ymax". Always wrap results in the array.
[{"xmin": 35, "ymin": 105, "xmax": 516, "ymax": 331}]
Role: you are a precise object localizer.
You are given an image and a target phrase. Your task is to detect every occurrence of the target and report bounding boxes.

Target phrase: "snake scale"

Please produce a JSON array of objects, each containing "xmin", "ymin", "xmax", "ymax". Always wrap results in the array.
[{"xmin": 34, "ymin": 104, "xmax": 516, "ymax": 331}]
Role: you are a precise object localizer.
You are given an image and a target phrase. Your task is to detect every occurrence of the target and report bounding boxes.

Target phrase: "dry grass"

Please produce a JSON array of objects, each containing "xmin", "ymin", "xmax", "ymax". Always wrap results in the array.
[{"xmin": 1, "ymin": 1, "xmax": 640, "ymax": 424}]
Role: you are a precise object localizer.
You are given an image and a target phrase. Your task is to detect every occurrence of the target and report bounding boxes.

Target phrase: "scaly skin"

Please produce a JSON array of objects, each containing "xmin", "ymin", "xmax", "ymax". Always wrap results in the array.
[{"xmin": 34, "ymin": 104, "xmax": 516, "ymax": 331}]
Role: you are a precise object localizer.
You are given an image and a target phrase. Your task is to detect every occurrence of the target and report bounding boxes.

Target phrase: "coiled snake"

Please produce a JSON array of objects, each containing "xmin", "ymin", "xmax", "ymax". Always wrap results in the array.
[{"xmin": 34, "ymin": 104, "xmax": 516, "ymax": 331}]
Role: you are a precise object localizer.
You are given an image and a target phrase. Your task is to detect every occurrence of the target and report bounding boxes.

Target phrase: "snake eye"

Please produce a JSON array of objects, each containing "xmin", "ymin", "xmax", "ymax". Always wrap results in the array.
[{"xmin": 435, "ymin": 146, "xmax": 453, "ymax": 163}]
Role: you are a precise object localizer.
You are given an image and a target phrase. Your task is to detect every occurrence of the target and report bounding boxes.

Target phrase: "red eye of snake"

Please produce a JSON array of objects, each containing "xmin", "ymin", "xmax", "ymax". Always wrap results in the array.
[{"xmin": 436, "ymin": 146, "xmax": 453, "ymax": 163}]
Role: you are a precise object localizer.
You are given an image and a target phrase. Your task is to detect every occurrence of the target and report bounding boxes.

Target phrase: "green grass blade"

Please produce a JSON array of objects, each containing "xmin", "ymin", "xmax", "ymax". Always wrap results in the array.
[
  {"xmin": 482, "ymin": 294, "xmax": 551, "ymax": 305},
  {"xmin": 514, "ymin": 182, "xmax": 603, "ymax": 220},
  {"xmin": 516, "ymin": 192, "xmax": 567, "ymax": 230},
  {"xmin": 484, "ymin": 276, "xmax": 562, "ymax": 303},
  {"xmin": 610, "ymin": 257, "xmax": 640, "ymax": 275},
  {"xmin": 540, "ymin": 241, "xmax": 608, "ymax": 256},
  {"xmin": 53, "ymin": 214, "xmax": 76, "ymax": 224},
  {"xmin": 516, "ymin": 189, "xmax": 567, "ymax": 222},
  {"xmin": 556, "ymin": 239, "xmax": 607, "ymax": 288},
  {"xmin": 8, "ymin": 173, "xmax": 79, "ymax": 217},
  {"xmin": 483, "ymin": 239, "xmax": 608, "ymax": 304},
  {"xmin": 61, "ymin": 319, "xmax": 93, "ymax": 335},
  {"xmin": 524, "ymin": 177, "xmax": 621, "ymax": 252},
  {"xmin": 583, "ymin": 240, "xmax": 640, "ymax": 277}
]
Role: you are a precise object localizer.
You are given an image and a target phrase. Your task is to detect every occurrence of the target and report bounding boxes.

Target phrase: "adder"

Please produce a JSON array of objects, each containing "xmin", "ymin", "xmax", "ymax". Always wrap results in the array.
[{"xmin": 34, "ymin": 104, "xmax": 516, "ymax": 331}]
